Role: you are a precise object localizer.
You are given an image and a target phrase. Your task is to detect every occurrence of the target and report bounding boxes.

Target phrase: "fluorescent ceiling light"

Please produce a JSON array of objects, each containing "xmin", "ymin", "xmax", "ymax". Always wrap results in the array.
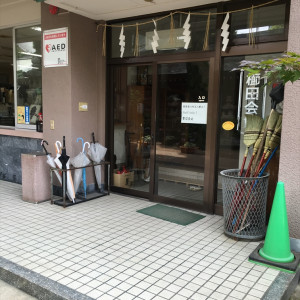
[
  {"xmin": 20, "ymin": 52, "xmax": 42, "ymax": 57},
  {"xmin": 31, "ymin": 26, "xmax": 42, "ymax": 32},
  {"xmin": 17, "ymin": 65, "xmax": 39, "ymax": 70},
  {"xmin": 235, "ymin": 26, "xmax": 269, "ymax": 34},
  {"xmin": 17, "ymin": 59, "xmax": 40, "ymax": 71}
]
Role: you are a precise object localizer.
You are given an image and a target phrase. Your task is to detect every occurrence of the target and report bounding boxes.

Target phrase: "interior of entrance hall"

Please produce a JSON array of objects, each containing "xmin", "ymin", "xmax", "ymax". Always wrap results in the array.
[{"xmin": 113, "ymin": 61, "xmax": 209, "ymax": 205}]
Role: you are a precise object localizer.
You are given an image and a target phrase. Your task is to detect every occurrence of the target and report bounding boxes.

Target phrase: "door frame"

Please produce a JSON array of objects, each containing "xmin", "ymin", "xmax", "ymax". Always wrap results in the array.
[
  {"xmin": 149, "ymin": 57, "xmax": 216, "ymax": 214},
  {"xmin": 109, "ymin": 56, "xmax": 217, "ymax": 214},
  {"xmin": 108, "ymin": 62, "xmax": 155, "ymax": 201},
  {"xmin": 107, "ymin": 0, "xmax": 289, "ymax": 215}
]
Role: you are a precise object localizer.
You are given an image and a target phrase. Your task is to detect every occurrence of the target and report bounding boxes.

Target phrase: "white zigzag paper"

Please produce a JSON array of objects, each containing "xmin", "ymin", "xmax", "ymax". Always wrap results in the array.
[
  {"xmin": 183, "ymin": 13, "xmax": 191, "ymax": 49},
  {"xmin": 119, "ymin": 25, "xmax": 125, "ymax": 58},
  {"xmin": 151, "ymin": 20, "xmax": 159, "ymax": 54},
  {"xmin": 221, "ymin": 13, "xmax": 230, "ymax": 52}
]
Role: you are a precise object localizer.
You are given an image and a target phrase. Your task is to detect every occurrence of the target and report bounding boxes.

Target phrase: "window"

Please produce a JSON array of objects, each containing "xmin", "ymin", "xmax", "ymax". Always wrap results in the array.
[
  {"xmin": 110, "ymin": 9, "xmax": 216, "ymax": 58},
  {"xmin": 0, "ymin": 25, "xmax": 42, "ymax": 129},
  {"xmin": 0, "ymin": 28, "xmax": 14, "ymax": 126},
  {"xmin": 216, "ymin": 53, "xmax": 282, "ymax": 204},
  {"xmin": 15, "ymin": 25, "xmax": 42, "ymax": 128},
  {"xmin": 227, "ymin": 2, "xmax": 287, "ymax": 45}
]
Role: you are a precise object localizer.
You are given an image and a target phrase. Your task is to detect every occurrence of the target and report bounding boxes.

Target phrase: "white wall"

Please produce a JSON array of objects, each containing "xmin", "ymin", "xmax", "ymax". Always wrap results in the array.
[{"xmin": 0, "ymin": 0, "xmax": 41, "ymax": 29}]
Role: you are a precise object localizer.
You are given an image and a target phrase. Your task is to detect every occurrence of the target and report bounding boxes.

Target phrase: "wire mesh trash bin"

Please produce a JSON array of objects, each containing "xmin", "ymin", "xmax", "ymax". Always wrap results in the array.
[{"xmin": 220, "ymin": 169, "xmax": 269, "ymax": 240}]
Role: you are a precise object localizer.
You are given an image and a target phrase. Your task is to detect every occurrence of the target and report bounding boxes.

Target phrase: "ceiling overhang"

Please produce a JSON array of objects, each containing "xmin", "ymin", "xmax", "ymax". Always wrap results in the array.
[{"xmin": 44, "ymin": 0, "xmax": 223, "ymax": 21}]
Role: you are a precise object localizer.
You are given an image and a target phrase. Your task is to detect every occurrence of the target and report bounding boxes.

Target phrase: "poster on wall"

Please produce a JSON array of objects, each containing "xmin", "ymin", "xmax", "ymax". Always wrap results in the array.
[
  {"xmin": 43, "ymin": 27, "xmax": 68, "ymax": 68},
  {"xmin": 181, "ymin": 102, "xmax": 208, "ymax": 124}
]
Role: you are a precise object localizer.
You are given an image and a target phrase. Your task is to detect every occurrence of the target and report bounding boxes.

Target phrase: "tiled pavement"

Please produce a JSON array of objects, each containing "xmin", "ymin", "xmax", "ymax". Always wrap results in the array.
[{"xmin": 0, "ymin": 181, "xmax": 296, "ymax": 300}]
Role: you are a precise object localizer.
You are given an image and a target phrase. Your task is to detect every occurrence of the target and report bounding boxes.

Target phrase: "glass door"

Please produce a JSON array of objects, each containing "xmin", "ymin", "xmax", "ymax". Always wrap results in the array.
[
  {"xmin": 111, "ymin": 60, "xmax": 213, "ymax": 210},
  {"xmin": 217, "ymin": 54, "xmax": 282, "ymax": 205},
  {"xmin": 112, "ymin": 64, "xmax": 152, "ymax": 193},
  {"xmin": 153, "ymin": 61, "xmax": 210, "ymax": 206}
]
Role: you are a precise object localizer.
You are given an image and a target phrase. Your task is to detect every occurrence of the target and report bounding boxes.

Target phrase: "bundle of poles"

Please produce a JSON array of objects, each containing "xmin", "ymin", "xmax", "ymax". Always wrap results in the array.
[{"xmin": 226, "ymin": 83, "xmax": 284, "ymax": 235}]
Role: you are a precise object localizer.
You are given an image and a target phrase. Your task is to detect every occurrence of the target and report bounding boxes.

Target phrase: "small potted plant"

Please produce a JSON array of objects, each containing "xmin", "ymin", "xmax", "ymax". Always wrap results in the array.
[{"xmin": 180, "ymin": 141, "xmax": 197, "ymax": 154}]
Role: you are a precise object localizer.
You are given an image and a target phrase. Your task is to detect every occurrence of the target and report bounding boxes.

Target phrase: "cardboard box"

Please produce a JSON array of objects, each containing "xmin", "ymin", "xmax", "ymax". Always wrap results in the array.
[{"xmin": 113, "ymin": 171, "xmax": 134, "ymax": 188}]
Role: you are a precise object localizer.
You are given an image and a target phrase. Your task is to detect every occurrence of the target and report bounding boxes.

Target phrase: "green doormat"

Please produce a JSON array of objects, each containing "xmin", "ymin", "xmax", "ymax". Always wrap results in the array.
[{"xmin": 137, "ymin": 204, "xmax": 205, "ymax": 225}]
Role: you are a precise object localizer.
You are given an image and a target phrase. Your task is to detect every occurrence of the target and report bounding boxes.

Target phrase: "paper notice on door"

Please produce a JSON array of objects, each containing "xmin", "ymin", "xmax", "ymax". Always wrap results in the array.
[{"xmin": 181, "ymin": 102, "xmax": 208, "ymax": 124}]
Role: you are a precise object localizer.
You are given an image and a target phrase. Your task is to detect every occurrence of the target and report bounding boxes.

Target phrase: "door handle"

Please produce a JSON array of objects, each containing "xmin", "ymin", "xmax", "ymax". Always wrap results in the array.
[{"xmin": 151, "ymin": 135, "xmax": 154, "ymax": 145}]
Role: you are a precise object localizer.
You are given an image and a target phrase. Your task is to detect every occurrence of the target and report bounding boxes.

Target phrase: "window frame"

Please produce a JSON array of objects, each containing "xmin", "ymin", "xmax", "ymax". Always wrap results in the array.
[
  {"xmin": 0, "ymin": 27, "xmax": 14, "ymax": 129},
  {"xmin": 223, "ymin": 0, "xmax": 289, "ymax": 46},
  {"xmin": 13, "ymin": 23, "xmax": 42, "ymax": 131},
  {"xmin": 106, "ymin": 0, "xmax": 289, "ymax": 215}
]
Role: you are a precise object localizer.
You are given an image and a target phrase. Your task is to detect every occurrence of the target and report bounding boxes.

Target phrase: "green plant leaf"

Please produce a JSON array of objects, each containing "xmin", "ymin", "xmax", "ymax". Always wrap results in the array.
[
  {"xmin": 235, "ymin": 52, "xmax": 300, "ymax": 85},
  {"xmin": 260, "ymin": 59, "xmax": 275, "ymax": 65}
]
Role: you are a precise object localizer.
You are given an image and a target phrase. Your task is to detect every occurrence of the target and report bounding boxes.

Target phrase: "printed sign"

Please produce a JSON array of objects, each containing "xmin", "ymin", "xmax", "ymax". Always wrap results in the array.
[
  {"xmin": 244, "ymin": 74, "xmax": 261, "ymax": 115},
  {"xmin": 181, "ymin": 102, "xmax": 208, "ymax": 124},
  {"xmin": 25, "ymin": 106, "xmax": 30, "ymax": 124},
  {"xmin": 17, "ymin": 106, "xmax": 25, "ymax": 124},
  {"xmin": 43, "ymin": 28, "xmax": 68, "ymax": 67}
]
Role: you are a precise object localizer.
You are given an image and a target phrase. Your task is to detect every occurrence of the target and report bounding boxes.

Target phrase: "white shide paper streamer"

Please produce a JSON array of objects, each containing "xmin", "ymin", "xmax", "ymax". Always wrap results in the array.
[
  {"xmin": 183, "ymin": 13, "xmax": 191, "ymax": 49},
  {"xmin": 119, "ymin": 25, "xmax": 125, "ymax": 58},
  {"xmin": 151, "ymin": 20, "xmax": 159, "ymax": 53},
  {"xmin": 221, "ymin": 13, "xmax": 230, "ymax": 52}
]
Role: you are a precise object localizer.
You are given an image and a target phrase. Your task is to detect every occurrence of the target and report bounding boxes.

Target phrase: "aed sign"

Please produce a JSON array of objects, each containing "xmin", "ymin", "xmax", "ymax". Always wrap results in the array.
[
  {"xmin": 181, "ymin": 102, "xmax": 208, "ymax": 124},
  {"xmin": 43, "ymin": 28, "xmax": 68, "ymax": 67}
]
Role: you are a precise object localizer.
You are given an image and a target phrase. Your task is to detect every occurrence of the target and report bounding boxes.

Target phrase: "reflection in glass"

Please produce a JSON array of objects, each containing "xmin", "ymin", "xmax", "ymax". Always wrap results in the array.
[
  {"xmin": 0, "ymin": 28, "xmax": 14, "ymax": 126},
  {"xmin": 155, "ymin": 61, "xmax": 209, "ymax": 204},
  {"xmin": 230, "ymin": 4, "xmax": 286, "ymax": 42},
  {"xmin": 113, "ymin": 65, "xmax": 152, "ymax": 191},
  {"xmin": 15, "ymin": 26, "xmax": 42, "ymax": 126},
  {"xmin": 217, "ymin": 54, "xmax": 282, "ymax": 204}
]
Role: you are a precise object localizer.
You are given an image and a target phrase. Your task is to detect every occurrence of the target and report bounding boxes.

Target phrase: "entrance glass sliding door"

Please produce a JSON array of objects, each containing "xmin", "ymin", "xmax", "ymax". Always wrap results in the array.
[
  {"xmin": 111, "ymin": 61, "xmax": 211, "ymax": 208},
  {"xmin": 112, "ymin": 65, "xmax": 152, "ymax": 192},
  {"xmin": 154, "ymin": 61, "xmax": 209, "ymax": 205}
]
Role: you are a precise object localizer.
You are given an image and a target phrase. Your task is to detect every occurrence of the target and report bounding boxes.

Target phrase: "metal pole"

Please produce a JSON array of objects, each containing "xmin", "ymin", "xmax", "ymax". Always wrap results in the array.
[
  {"xmin": 50, "ymin": 168, "xmax": 53, "ymax": 204},
  {"xmin": 108, "ymin": 162, "xmax": 110, "ymax": 195},
  {"xmin": 262, "ymin": 76, "xmax": 267, "ymax": 119},
  {"xmin": 237, "ymin": 70, "xmax": 244, "ymax": 131},
  {"xmin": 62, "ymin": 169, "xmax": 67, "ymax": 207}
]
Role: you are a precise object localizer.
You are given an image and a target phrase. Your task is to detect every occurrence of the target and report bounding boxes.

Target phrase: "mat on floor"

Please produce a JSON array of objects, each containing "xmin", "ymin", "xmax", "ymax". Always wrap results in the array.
[{"xmin": 137, "ymin": 204, "xmax": 205, "ymax": 225}]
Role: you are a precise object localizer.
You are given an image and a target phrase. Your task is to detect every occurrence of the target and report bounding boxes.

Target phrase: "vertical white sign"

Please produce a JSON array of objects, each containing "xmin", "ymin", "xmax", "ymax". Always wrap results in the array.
[
  {"xmin": 244, "ymin": 74, "xmax": 261, "ymax": 115},
  {"xmin": 43, "ymin": 28, "xmax": 68, "ymax": 67}
]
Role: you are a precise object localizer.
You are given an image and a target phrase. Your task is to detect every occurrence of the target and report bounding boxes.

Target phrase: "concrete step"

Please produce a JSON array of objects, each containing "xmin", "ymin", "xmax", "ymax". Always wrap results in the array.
[
  {"xmin": 0, "ymin": 279, "xmax": 37, "ymax": 300},
  {"xmin": 0, "ymin": 257, "xmax": 92, "ymax": 300}
]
